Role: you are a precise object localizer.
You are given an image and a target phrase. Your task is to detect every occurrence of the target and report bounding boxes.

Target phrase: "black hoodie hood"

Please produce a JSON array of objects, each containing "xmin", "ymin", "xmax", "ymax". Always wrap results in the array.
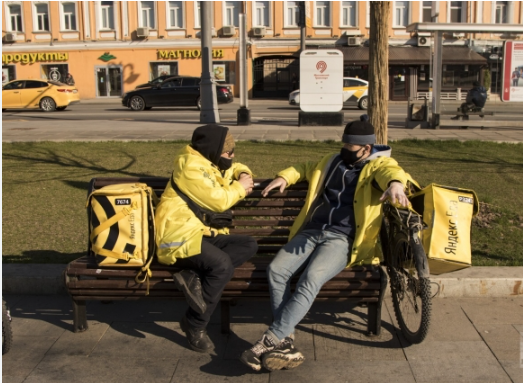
[{"xmin": 190, "ymin": 124, "xmax": 229, "ymax": 166}]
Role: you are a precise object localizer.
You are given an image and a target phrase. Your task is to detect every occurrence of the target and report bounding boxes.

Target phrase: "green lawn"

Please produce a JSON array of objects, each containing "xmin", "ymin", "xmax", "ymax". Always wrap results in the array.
[{"xmin": 3, "ymin": 140, "xmax": 522, "ymax": 265}]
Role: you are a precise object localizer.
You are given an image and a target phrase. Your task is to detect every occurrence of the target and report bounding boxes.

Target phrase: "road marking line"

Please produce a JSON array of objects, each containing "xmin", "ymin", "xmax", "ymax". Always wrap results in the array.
[{"xmin": 112, "ymin": 118, "xmax": 135, "ymax": 121}]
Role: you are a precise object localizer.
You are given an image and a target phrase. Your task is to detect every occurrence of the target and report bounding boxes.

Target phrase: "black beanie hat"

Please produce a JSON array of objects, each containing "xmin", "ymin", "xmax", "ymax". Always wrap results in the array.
[
  {"xmin": 191, "ymin": 124, "xmax": 229, "ymax": 166},
  {"xmin": 342, "ymin": 121, "xmax": 376, "ymax": 145}
]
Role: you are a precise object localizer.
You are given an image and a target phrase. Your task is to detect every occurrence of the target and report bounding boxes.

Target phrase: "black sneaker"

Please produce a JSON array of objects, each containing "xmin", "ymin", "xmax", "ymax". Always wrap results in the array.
[
  {"xmin": 173, "ymin": 269, "xmax": 207, "ymax": 315},
  {"xmin": 240, "ymin": 333, "xmax": 277, "ymax": 371},
  {"xmin": 179, "ymin": 315, "xmax": 214, "ymax": 353},
  {"xmin": 262, "ymin": 337, "xmax": 305, "ymax": 371}
]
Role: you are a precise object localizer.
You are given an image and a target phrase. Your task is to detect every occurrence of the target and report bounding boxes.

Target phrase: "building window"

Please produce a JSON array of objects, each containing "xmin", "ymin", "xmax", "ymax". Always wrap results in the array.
[
  {"xmin": 2, "ymin": 66, "xmax": 16, "ymax": 84},
  {"xmin": 100, "ymin": 1, "xmax": 115, "ymax": 29},
  {"xmin": 139, "ymin": 1, "xmax": 155, "ymax": 28},
  {"xmin": 6, "ymin": 4, "xmax": 23, "ymax": 32},
  {"xmin": 167, "ymin": 1, "xmax": 183, "ymax": 28},
  {"xmin": 315, "ymin": 1, "xmax": 330, "ymax": 27},
  {"xmin": 150, "ymin": 62, "xmax": 178, "ymax": 79},
  {"xmin": 212, "ymin": 61, "xmax": 236, "ymax": 84},
  {"xmin": 34, "ymin": 3, "xmax": 50, "ymax": 31},
  {"xmin": 422, "ymin": 1, "xmax": 432, "ymax": 22},
  {"xmin": 254, "ymin": 1, "xmax": 270, "ymax": 27},
  {"xmin": 194, "ymin": 1, "xmax": 201, "ymax": 28},
  {"xmin": 40, "ymin": 64, "xmax": 69, "ymax": 82},
  {"xmin": 393, "ymin": 1, "xmax": 409, "ymax": 27},
  {"xmin": 61, "ymin": 2, "xmax": 77, "ymax": 31},
  {"xmin": 285, "ymin": 1, "xmax": 300, "ymax": 27},
  {"xmin": 449, "ymin": 1, "xmax": 464, "ymax": 23},
  {"xmin": 224, "ymin": 1, "xmax": 240, "ymax": 26},
  {"xmin": 495, "ymin": 1, "xmax": 508, "ymax": 23},
  {"xmin": 341, "ymin": 1, "xmax": 357, "ymax": 27}
]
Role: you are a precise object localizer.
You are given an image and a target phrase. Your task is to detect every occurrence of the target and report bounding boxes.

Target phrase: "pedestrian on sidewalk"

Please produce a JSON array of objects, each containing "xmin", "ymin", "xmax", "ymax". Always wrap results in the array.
[
  {"xmin": 240, "ymin": 120, "xmax": 418, "ymax": 372},
  {"xmin": 65, "ymin": 73, "xmax": 75, "ymax": 86},
  {"xmin": 155, "ymin": 124, "xmax": 258, "ymax": 353}
]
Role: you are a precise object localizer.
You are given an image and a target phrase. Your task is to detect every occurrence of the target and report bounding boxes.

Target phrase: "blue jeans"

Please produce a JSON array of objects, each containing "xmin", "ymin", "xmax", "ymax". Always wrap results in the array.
[{"xmin": 267, "ymin": 229, "xmax": 352, "ymax": 341}]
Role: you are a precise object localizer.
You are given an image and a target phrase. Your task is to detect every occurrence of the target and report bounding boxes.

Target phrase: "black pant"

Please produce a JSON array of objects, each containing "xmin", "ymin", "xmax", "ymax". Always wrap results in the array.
[{"xmin": 174, "ymin": 234, "xmax": 258, "ymax": 329}]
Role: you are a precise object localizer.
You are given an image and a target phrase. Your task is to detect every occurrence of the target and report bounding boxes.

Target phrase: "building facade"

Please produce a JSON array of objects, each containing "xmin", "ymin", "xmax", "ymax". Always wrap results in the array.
[{"xmin": 2, "ymin": 1, "xmax": 522, "ymax": 100}]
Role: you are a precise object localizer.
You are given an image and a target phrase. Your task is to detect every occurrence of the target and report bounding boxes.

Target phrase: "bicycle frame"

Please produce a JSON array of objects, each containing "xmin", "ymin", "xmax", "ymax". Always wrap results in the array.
[{"xmin": 379, "ymin": 203, "xmax": 430, "ymax": 278}]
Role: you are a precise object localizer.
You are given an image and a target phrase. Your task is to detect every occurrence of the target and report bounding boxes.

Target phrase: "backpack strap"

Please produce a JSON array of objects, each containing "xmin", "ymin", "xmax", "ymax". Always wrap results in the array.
[
  {"xmin": 134, "ymin": 187, "xmax": 157, "ymax": 295},
  {"xmin": 89, "ymin": 202, "xmax": 139, "ymax": 243}
]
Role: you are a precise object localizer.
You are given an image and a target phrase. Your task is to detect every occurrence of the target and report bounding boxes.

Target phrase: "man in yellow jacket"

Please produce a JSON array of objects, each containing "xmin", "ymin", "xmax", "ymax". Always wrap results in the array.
[
  {"xmin": 241, "ymin": 120, "xmax": 417, "ymax": 371},
  {"xmin": 155, "ymin": 124, "xmax": 258, "ymax": 353}
]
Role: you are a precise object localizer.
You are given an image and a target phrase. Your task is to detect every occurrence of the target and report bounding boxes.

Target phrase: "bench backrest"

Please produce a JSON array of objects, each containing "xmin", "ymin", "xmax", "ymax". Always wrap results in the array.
[{"xmin": 88, "ymin": 177, "xmax": 308, "ymax": 256}]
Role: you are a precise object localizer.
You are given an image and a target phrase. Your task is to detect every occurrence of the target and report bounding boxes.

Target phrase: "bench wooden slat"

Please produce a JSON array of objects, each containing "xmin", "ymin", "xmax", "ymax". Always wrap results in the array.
[
  {"xmin": 245, "ymin": 191, "xmax": 308, "ymax": 198},
  {"xmin": 68, "ymin": 290, "xmax": 381, "ymax": 298},
  {"xmin": 72, "ymin": 296, "xmax": 380, "ymax": 303},
  {"xmin": 231, "ymin": 219, "xmax": 294, "ymax": 226},
  {"xmin": 234, "ymin": 200, "xmax": 305, "ymax": 208},
  {"xmin": 68, "ymin": 279, "xmax": 381, "ymax": 291},
  {"xmin": 230, "ymin": 229, "xmax": 290, "ymax": 237},
  {"xmin": 231, "ymin": 209, "xmax": 301, "ymax": 217}
]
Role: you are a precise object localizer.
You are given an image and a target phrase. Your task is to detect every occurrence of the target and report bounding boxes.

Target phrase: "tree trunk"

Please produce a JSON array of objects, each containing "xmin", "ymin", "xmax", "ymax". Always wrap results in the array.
[{"xmin": 368, "ymin": 2, "xmax": 390, "ymax": 145}]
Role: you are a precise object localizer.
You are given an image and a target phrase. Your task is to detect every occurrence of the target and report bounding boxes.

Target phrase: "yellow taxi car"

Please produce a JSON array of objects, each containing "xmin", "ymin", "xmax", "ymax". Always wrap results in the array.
[
  {"xmin": 2, "ymin": 79, "xmax": 80, "ymax": 112},
  {"xmin": 289, "ymin": 77, "xmax": 369, "ymax": 110}
]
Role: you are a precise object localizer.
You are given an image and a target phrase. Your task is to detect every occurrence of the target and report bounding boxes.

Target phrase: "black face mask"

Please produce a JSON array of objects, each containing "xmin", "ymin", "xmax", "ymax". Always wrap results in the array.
[
  {"xmin": 218, "ymin": 157, "xmax": 233, "ymax": 171},
  {"xmin": 340, "ymin": 147, "xmax": 364, "ymax": 166}
]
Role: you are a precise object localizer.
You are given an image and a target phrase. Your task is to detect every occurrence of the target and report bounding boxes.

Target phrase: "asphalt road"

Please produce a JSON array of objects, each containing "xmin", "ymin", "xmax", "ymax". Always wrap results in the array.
[{"xmin": 0, "ymin": 99, "xmax": 424, "ymax": 128}]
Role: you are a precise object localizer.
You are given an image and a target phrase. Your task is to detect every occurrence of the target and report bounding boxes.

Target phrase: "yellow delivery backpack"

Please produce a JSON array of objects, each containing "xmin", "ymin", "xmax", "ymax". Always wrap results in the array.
[
  {"xmin": 87, "ymin": 183, "xmax": 157, "ymax": 291},
  {"xmin": 409, "ymin": 184, "xmax": 479, "ymax": 275}
]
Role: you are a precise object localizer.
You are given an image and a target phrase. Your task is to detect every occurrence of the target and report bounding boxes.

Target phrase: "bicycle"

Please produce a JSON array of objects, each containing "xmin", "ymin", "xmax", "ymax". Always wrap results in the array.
[
  {"xmin": 380, "ymin": 202, "xmax": 432, "ymax": 344},
  {"xmin": 2, "ymin": 298, "xmax": 13, "ymax": 354}
]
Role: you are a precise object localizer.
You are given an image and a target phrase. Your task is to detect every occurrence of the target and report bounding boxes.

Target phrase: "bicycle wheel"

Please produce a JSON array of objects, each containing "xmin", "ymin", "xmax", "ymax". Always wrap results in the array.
[
  {"xmin": 2, "ymin": 299, "xmax": 13, "ymax": 354},
  {"xmin": 389, "ymin": 232, "xmax": 431, "ymax": 344}
]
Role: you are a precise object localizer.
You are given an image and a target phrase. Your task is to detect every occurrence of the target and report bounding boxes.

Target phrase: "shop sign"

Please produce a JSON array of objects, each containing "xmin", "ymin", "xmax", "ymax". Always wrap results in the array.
[
  {"xmin": 99, "ymin": 52, "xmax": 117, "ymax": 62},
  {"xmin": 2, "ymin": 52, "xmax": 68, "ymax": 64},
  {"xmin": 158, "ymin": 49, "xmax": 224, "ymax": 59}
]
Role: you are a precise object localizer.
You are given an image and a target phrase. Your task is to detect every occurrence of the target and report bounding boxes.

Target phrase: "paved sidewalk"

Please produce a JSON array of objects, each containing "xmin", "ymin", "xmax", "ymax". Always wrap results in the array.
[{"xmin": 2, "ymin": 294, "xmax": 522, "ymax": 383}]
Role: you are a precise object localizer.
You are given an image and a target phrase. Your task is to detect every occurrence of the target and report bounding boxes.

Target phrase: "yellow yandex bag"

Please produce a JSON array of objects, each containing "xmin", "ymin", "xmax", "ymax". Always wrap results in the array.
[
  {"xmin": 410, "ymin": 184, "xmax": 479, "ymax": 275},
  {"xmin": 87, "ymin": 183, "xmax": 156, "ymax": 291}
]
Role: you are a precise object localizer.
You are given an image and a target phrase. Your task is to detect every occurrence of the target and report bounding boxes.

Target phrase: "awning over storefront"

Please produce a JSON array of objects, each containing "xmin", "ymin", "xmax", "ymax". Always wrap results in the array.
[{"xmin": 338, "ymin": 46, "xmax": 487, "ymax": 65}]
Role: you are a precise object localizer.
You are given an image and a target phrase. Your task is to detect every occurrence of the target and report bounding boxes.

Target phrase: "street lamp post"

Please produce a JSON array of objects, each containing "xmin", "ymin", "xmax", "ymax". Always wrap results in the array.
[
  {"xmin": 199, "ymin": 1, "xmax": 220, "ymax": 123},
  {"xmin": 237, "ymin": 13, "xmax": 251, "ymax": 125}
]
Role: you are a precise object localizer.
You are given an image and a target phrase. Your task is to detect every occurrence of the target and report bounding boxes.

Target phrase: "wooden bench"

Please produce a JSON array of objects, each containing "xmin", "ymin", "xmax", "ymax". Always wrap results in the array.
[{"xmin": 64, "ymin": 177, "xmax": 387, "ymax": 336}]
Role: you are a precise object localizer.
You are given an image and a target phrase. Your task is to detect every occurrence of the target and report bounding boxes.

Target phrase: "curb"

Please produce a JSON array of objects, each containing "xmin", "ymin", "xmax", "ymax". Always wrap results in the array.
[{"xmin": 2, "ymin": 264, "xmax": 522, "ymax": 297}]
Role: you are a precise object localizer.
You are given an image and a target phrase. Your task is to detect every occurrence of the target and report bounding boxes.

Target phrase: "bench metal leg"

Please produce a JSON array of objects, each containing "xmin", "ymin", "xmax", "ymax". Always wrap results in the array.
[
  {"xmin": 72, "ymin": 299, "xmax": 88, "ymax": 333},
  {"xmin": 367, "ymin": 267, "xmax": 388, "ymax": 337},
  {"xmin": 367, "ymin": 302, "xmax": 381, "ymax": 337},
  {"xmin": 221, "ymin": 300, "xmax": 230, "ymax": 334}
]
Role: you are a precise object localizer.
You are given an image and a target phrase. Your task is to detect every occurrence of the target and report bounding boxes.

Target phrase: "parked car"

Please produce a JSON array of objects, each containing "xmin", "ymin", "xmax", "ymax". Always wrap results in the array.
[
  {"xmin": 122, "ymin": 76, "xmax": 234, "ymax": 111},
  {"xmin": 289, "ymin": 77, "xmax": 369, "ymax": 110},
  {"xmin": 134, "ymin": 75, "xmax": 173, "ymax": 89},
  {"xmin": 2, "ymin": 79, "xmax": 80, "ymax": 112}
]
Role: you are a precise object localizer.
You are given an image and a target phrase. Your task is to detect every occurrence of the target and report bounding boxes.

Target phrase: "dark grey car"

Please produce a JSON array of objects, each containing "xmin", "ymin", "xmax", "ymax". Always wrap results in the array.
[{"xmin": 122, "ymin": 76, "xmax": 234, "ymax": 111}]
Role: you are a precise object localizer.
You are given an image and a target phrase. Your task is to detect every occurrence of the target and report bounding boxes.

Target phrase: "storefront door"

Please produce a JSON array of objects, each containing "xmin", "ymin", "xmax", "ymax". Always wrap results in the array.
[
  {"xmin": 95, "ymin": 66, "xmax": 122, "ymax": 97},
  {"xmin": 389, "ymin": 66, "xmax": 409, "ymax": 101}
]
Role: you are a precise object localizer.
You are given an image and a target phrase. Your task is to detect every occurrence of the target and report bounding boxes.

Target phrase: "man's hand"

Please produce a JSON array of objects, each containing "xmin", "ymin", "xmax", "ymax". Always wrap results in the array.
[
  {"xmin": 238, "ymin": 173, "xmax": 254, "ymax": 195},
  {"xmin": 380, "ymin": 181, "xmax": 409, "ymax": 207},
  {"xmin": 262, "ymin": 177, "xmax": 287, "ymax": 197}
]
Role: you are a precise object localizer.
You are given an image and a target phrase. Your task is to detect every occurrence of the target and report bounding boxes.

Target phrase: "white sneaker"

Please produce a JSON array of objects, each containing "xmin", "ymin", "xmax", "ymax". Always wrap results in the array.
[{"xmin": 262, "ymin": 337, "xmax": 305, "ymax": 371}]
